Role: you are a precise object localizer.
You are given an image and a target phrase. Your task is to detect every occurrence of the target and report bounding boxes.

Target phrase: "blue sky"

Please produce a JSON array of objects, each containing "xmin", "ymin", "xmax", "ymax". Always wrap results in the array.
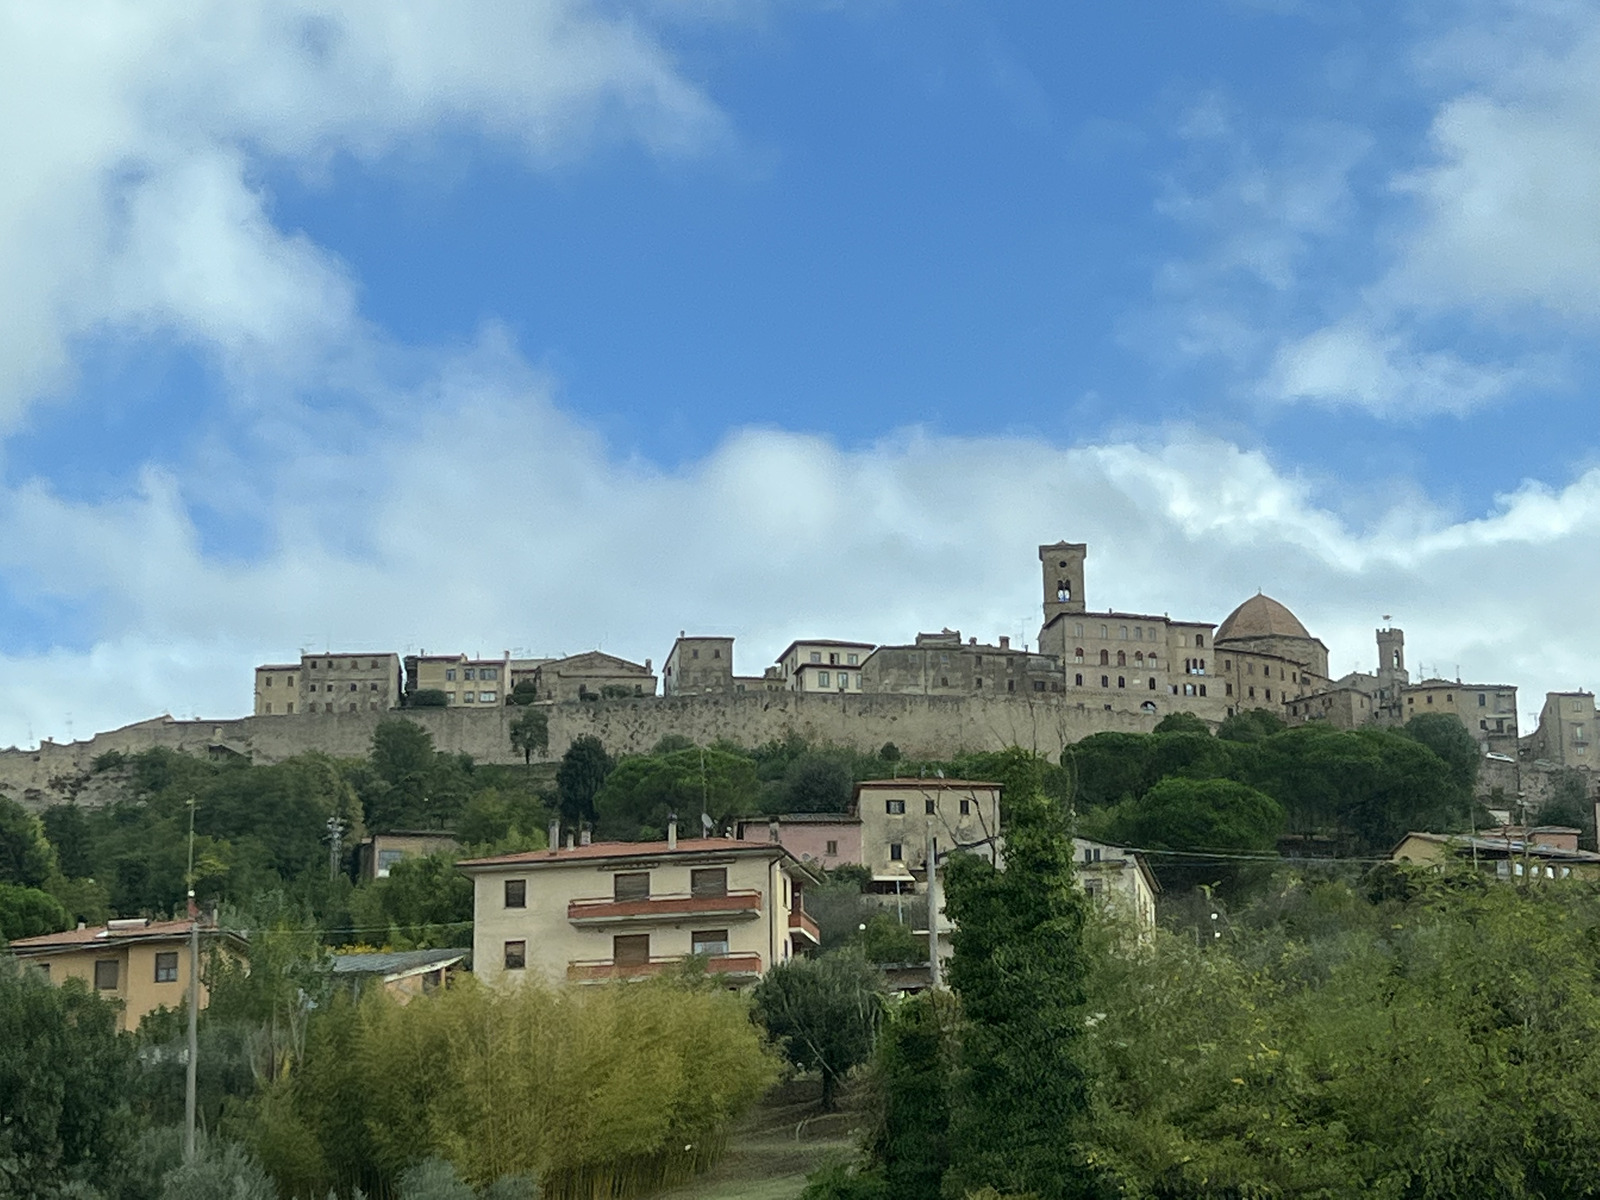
[{"xmin": 1, "ymin": 0, "xmax": 1598, "ymax": 747}]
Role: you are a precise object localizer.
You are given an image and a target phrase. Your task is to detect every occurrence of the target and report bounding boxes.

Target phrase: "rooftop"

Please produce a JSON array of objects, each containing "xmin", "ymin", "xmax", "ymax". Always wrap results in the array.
[
  {"xmin": 457, "ymin": 836, "xmax": 805, "ymax": 871},
  {"xmin": 1215, "ymin": 594, "xmax": 1312, "ymax": 643},
  {"xmin": 8, "ymin": 918, "xmax": 240, "ymax": 952}
]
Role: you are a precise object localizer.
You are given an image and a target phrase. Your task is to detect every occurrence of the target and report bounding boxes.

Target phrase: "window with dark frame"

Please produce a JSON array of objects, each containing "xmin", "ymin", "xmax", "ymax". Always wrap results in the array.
[
  {"xmin": 690, "ymin": 868, "xmax": 728, "ymax": 898},
  {"xmin": 691, "ymin": 929, "xmax": 730, "ymax": 957},
  {"xmin": 504, "ymin": 879, "xmax": 526, "ymax": 908},
  {"xmin": 94, "ymin": 959, "xmax": 119, "ymax": 990},
  {"xmin": 886, "ymin": 799, "xmax": 906, "ymax": 815},
  {"xmin": 613, "ymin": 934, "xmax": 651, "ymax": 966},
  {"xmin": 613, "ymin": 872, "xmax": 651, "ymax": 901},
  {"xmin": 154, "ymin": 951, "xmax": 179, "ymax": 983},
  {"xmin": 925, "ymin": 798, "xmax": 936, "ymax": 814},
  {"xmin": 503, "ymin": 940, "xmax": 526, "ymax": 970},
  {"xmin": 889, "ymin": 842, "xmax": 903, "ymax": 861}
]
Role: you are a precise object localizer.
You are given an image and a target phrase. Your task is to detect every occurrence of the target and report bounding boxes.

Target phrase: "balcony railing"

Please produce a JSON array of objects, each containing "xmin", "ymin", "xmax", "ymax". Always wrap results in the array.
[
  {"xmin": 567, "ymin": 890, "xmax": 764, "ymax": 926},
  {"xmin": 788, "ymin": 908, "xmax": 821, "ymax": 946},
  {"xmin": 566, "ymin": 952, "xmax": 763, "ymax": 983}
]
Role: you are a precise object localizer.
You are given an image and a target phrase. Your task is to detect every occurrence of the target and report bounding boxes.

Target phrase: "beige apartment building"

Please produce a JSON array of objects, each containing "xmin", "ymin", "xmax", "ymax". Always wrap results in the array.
[
  {"xmin": 1402, "ymin": 678, "xmax": 1520, "ymax": 754},
  {"xmin": 254, "ymin": 652, "xmax": 402, "ymax": 715},
  {"xmin": 1075, "ymin": 837, "xmax": 1159, "ymax": 933},
  {"xmin": 458, "ymin": 831, "xmax": 820, "ymax": 987},
  {"xmin": 776, "ymin": 640, "xmax": 877, "ymax": 694},
  {"xmin": 1393, "ymin": 826, "xmax": 1600, "ymax": 882},
  {"xmin": 404, "ymin": 653, "xmax": 511, "ymax": 707},
  {"xmin": 861, "ymin": 630, "xmax": 1064, "ymax": 699},
  {"xmin": 8, "ymin": 918, "xmax": 246, "ymax": 1032}
]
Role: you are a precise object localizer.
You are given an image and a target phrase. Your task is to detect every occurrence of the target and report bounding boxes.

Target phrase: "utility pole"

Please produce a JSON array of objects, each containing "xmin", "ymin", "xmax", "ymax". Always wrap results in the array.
[
  {"xmin": 325, "ymin": 815, "xmax": 347, "ymax": 880},
  {"xmin": 926, "ymin": 826, "xmax": 941, "ymax": 988},
  {"xmin": 184, "ymin": 796, "xmax": 199, "ymax": 1162}
]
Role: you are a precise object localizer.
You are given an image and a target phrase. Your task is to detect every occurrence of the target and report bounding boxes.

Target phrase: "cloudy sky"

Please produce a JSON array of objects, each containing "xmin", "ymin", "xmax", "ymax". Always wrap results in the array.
[{"xmin": 1, "ymin": 0, "xmax": 1597, "ymax": 748}]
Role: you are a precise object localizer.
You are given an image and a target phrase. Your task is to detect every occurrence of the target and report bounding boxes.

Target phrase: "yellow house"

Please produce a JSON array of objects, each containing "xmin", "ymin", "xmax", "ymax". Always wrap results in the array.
[
  {"xmin": 853, "ymin": 779, "xmax": 1002, "ymax": 885},
  {"xmin": 7, "ymin": 918, "xmax": 246, "ymax": 1032},
  {"xmin": 1392, "ymin": 828, "xmax": 1600, "ymax": 882},
  {"xmin": 458, "ymin": 829, "xmax": 820, "ymax": 987}
]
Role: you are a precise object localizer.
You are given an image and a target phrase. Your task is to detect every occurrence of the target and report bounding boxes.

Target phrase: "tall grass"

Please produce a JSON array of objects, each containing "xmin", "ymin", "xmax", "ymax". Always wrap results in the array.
[{"xmin": 248, "ymin": 977, "xmax": 779, "ymax": 1199}]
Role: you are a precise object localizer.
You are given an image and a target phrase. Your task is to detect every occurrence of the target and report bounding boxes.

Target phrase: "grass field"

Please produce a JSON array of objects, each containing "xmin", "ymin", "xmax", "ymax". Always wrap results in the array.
[{"xmin": 653, "ymin": 1078, "xmax": 865, "ymax": 1200}]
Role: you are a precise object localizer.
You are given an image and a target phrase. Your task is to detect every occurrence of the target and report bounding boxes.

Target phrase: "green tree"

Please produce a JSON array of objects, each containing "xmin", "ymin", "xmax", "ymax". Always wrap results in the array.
[
  {"xmin": 0, "ymin": 882, "xmax": 70, "ymax": 941},
  {"xmin": 1216, "ymin": 707, "xmax": 1286, "ymax": 743},
  {"xmin": 409, "ymin": 689, "xmax": 449, "ymax": 708},
  {"xmin": 594, "ymin": 748, "xmax": 758, "ymax": 839},
  {"xmin": 508, "ymin": 708, "xmax": 549, "ymax": 766},
  {"xmin": 0, "ymin": 956, "xmax": 134, "ymax": 1198},
  {"xmin": 554, "ymin": 736, "xmax": 613, "ymax": 829},
  {"xmin": 871, "ymin": 990, "xmax": 959, "ymax": 1200},
  {"xmin": 1401, "ymin": 712, "xmax": 1481, "ymax": 796},
  {"xmin": 1152, "ymin": 711, "xmax": 1211, "ymax": 736},
  {"xmin": 1539, "ymin": 770, "xmax": 1595, "ymax": 846},
  {"xmin": 1062, "ymin": 731, "xmax": 1153, "ymax": 810},
  {"xmin": 508, "ymin": 679, "xmax": 541, "ymax": 706},
  {"xmin": 753, "ymin": 951, "xmax": 884, "ymax": 1110},
  {"xmin": 942, "ymin": 787, "xmax": 1094, "ymax": 1200},
  {"xmin": 0, "ymin": 795, "xmax": 56, "ymax": 888},
  {"xmin": 1091, "ymin": 776, "xmax": 1282, "ymax": 896}
]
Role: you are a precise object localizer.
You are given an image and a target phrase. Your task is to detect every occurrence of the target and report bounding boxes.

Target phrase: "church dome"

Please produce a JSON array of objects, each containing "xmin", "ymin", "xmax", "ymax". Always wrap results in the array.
[{"xmin": 1215, "ymin": 594, "xmax": 1311, "ymax": 643}]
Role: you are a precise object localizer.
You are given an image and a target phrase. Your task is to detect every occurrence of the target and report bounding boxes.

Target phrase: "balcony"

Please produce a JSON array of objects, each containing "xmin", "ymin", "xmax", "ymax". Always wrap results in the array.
[
  {"xmin": 567, "ymin": 890, "xmax": 764, "ymax": 927},
  {"xmin": 788, "ymin": 908, "xmax": 822, "ymax": 947},
  {"xmin": 566, "ymin": 952, "xmax": 763, "ymax": 983}
]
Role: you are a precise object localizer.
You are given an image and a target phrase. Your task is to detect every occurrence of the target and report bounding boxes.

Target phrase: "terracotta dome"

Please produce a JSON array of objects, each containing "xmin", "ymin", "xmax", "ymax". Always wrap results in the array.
[{"xmin": 1214, "ymin": 594, "xmax": 1311, "ymax": 643}]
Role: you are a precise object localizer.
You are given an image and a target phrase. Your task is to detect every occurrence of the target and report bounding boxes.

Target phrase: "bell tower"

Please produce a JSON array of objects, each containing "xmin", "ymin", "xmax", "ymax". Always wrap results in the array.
[{"xmin": 1040, "ymin": 541, "xmax": 1087, "ymax": 626}]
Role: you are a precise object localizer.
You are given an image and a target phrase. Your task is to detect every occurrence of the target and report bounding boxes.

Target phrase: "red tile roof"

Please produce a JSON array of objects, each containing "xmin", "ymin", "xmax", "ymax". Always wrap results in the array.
[
  {"xmin": 9, "ymin": 918, "xmax": 203, "ymax": 951},
  {"xmin": 457, "ymin": 837, "xmax": 797, "ymax": 870}
]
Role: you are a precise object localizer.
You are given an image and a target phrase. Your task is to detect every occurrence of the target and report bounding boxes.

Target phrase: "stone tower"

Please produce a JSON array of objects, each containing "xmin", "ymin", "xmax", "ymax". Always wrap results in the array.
[
  {"xmin": 1376, "ymin": 626, "xmax": 1407, "ymax": 682},
  {"xmin": 1039, "ymin": 541, "xmax": 1087, "ymax": 626}
]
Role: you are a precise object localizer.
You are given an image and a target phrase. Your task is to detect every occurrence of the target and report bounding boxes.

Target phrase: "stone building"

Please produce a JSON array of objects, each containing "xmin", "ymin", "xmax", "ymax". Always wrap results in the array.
[
  {"xmin": 1525, "ymin": 691, "xmax": 1598, "ymax": 767},
  {"xmin": 254, "ymin": 652, "xmax": 402, "ymax": 716},
  {"xmin": 662, "ymin": 635, "xmax": 734, "ymax": 696},
  {"xmin": 861, "ymin": 631, "xmax": 1064, "ymax": 699},
  {"xmin": 1035, "ymin": 542, "xmax": 1331, "ymax": 723},
  {"xmin": 527, "ymin": 651, "xmax": 656, "ymax": 703},
  {"xmin": 1402, "ymin": 678, "xmax": 1520, "ymax": 756}
]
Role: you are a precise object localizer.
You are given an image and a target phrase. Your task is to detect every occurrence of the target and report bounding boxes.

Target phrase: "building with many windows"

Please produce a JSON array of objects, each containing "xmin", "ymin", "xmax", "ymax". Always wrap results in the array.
[
  {"xmin": 404, "ymin": 653, "xmax": 511, "ymax": 707},
  {"xmin": 775, "ymin": 639, "xmax": 877, "ymax": 694},
  {"xmin": 254, "ymin": 652, "xmax": 402, "ymax": 715},
  {"xmin": 458, "ymin": 827, "xmax": 819, "ymax": 987}
]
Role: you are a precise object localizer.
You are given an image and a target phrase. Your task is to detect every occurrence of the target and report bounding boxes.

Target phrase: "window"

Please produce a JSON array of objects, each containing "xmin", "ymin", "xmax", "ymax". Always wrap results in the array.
[
  {"xmin": 1195, "ymin": 635, "xmax": 1204, "ymax": 647},
  {"xmin": 1101, "ymin": 675, "xmax": 1109, "ymax": 687},
  {"xmin": 713, "ymin": 649, "xmax": 722, "ymax": 659},
  {"xmin": 445, "ymin": 669, "xmax": 456, "ymax": 681},
  {"xmin": 691, "ymin": 868, "xmax": 728, "ymax": 898},
  {"xmin": 691, "ymin": 649, "xmax": 699, "ymax": 659},
  {"xmin": 691, "ymin": 929, "xmax": 730, "ymax": 958},
  {"xmin": 1100, "ymin": 625, "xmax": 1108, "ymax": 638},
  {"xmin": 889, "ymin": 842, "xmax": 903, "ymax": 861},
  {"xmin": 480, "ymin": 691, "xmax": 496, "ymax": 703},
  {"xmin": 847, "ymin": 653, "xmax": 859, "ymax": 665},
  {"xmin": 504, "ymin": 879, "xmax": 526, "ymax": 908},
  {"xmin": 925, "ymin": 798, "xmax": 936, "ymax": 814},
  {"xmin": 1099, "ymin": 650, "xmax": 1109, "ymax": 666},
  {"xmin": 613, "ymin": 934, "xmax": 651, "ymax": 965},
  {"xmin": 1248, "ymin": 687, "xmax": 1256, "ymax": 699},
  {"xmin": 1075, "ymin": 673, "xmax": 1083, "ymax": 686},
  {"xmin": 1118, "ymin": 676, "xmax": 1126, "ymax": 688},
  {"xmin": 1034, "ymin": 680, "xmax": 1046, "ymax": 692},
  {"xmin": 464, "ymin": 668, "xmax": 476, "ymax": 681},
  {"xmin": 369, "ymin": 682, "xmax": 378, "ymax": 691},
  {"xmin": 829, "ymin": 652, "xmax": 839, "ymax": 664},
  {"xmin": 444, "ymin": 692, "xmax": 454, "ymax": 704},
  {"xmin": 1007, "ymin": 679, "xmax": 1015, "ymax": 692},
  {"xmin": 1149, "ymin": 678, "xmax": 1157, "ymax": 690},
  {"xmin": 154, "ymin": 952, "xmax": 179, "ymax": 983},
  {"xmin": 95, "ymin": 960, "xmax": 119, "ymax": 990},
  {"xmin": 810, "ymin": 651, "xmax": 822, "ymax": 663},
  {"xmin": 1074, "ymin": 622, "xmax": 1084, "ymax": 637},
  {"xmin": 462, "ymin": 692, "xmax": 474, "ymax": 703},
  {"xmin": 613, "ymin": 872, "xmax": 651, "ymax": 901},
  {"xmin": 817, "ymin": 671, "xmax": 830, "ymax": 688},
  {"xmin": 503, "ymin": 941, "xmax": 526, "ymax": 970},
  {"xmin": 940, "ymin": 676, "xmax": 949, "ymax": 687},
  {"xmin": 960, "ymin": 798, "xmax": 971, "ymax": 815},
  {"xmin": 350, "ymin": 682, "xmax": 358, "ymax": 691},
  {"xmin": 974, "ymin": 655, "xmax": 983, "ymax": 667},
  {"xmin": 1134, "ymin": 626, "xmax": 1143, "ymax": 640},
  {"xmin": 1119, "ymin": 626, "xmax": 1127, "ymax": 639},
  {"xmin": 975, "ymin": 677, "xmax": 983, "ymax": 689},
  {"xmin": 825, "ymin": 839, "xmax": 838, "ymax": 856},
  {"xmin": 886, "ymin": 799, "xmax": 906, "ymax": 815},
  {"xmin": 1226, "ymin": 683, "xmax": 1234, "ymax": 696},
  {"xmin": 482, "ymin": 667, "xmax": 497, "ymax": 680},
  {"xmin": 1117, "ymin": 651, "xmax": 1126, "ymax": 667},
  {"xmin": 263, "ymin": 703, "xmax": 272, "ymax": 714},
  {"xmin": 1074, "ymin": 648, "xmax": 1084, "ymax": 663},
  {"xmin": 1265, "ymin": 688, "xmax": 1272, "ymax": 700}
]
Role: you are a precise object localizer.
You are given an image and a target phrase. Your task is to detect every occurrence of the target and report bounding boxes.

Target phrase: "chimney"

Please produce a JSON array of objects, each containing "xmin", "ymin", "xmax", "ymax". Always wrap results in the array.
[
  {"xmin": 999, "ymin": 635, "xmax": 1010, "ymax": 650},
  {"xmin": 548, "ymin": 819, "xmax": 560, "ymax": 852},
  {"xmin": 768, "ymin": 818, "xmax": 781, "ymax": 845},
  {"xmin": 645, "ymin": 658, "xmax": 652, "ymax": 673},
  {"xmin": 579, "ymin": 826, "xmax": 592, "ymax": 847},
  {"xmin": 667, "ymin": 814, "xmax": 678, "ymax": 850},
  {"xmin": 969, "ymin": 637, "xmax": 977, "ymax": 646}
]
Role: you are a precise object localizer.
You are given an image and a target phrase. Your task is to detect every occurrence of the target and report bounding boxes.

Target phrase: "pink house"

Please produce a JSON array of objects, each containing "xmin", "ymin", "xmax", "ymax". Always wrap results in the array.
[{"xmin": 735, "ymin": 814, "xmax": 862, "ymax": 873}]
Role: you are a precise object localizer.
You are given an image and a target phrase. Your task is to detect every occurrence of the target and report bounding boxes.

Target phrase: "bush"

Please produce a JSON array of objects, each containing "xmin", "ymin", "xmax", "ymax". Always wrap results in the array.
[
  {"xmin": 158, "ymin": 1138, "xmax": 276, "ymax": 1200},
  {"xmin": 409, "ymin": 690, "xmax": 449, "ymax": 708}
]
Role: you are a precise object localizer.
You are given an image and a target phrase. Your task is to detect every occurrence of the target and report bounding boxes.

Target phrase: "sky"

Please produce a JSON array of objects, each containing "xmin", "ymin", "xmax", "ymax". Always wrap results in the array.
[{"xmin": 1, "ymin": 0, "xmax": 1598, "ymax": 749}]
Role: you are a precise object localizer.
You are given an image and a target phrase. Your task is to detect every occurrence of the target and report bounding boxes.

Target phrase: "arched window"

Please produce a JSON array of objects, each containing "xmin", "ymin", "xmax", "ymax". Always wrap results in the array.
[
  {"xmin": 1116, "ymin": 651, "xmax": 1126, "ymax": 667},
  {"xmin": 1100, "ymin": 675, "xmax": 1109, "ymax": 688},
  {"xmin": 1075, "ymin": 673, "xmax": 1083, "ymax": 686},
  {"xmin": 1057, "ymin": 580, "xmax": 1071, "ymax": 602},
  {"xmin": 1195, "ymin": 634, "xmax": 1204, "ymax": 647},
  {"xmin": 1148, "ymin": 677, "xmax": 1157, "ymax": 690},
  {"xmin": 1074, "ymin": 648, "xmax": 1084, "ymax": 663},
  {"xmin": 1099, "ymin": 650, "xmax": 1109, "ymax": 666},
  {"xmin": 1117, "ymin": 676, "xmax": 1126, "ymax": 688},
  {"xmin": 1134, "ymin": 651, "xmax": 1144, "ymax": 666},
  {"xmin": 1141, "ymin": 700, "xmax": 1157, "ymax": 714}
]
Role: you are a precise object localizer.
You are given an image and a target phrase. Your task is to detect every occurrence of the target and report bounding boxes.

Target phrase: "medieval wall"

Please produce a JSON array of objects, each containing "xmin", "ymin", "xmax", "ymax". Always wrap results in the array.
[{"xmin": 0, "ymin": 692, "xmax": 1161, "ymax": 811}]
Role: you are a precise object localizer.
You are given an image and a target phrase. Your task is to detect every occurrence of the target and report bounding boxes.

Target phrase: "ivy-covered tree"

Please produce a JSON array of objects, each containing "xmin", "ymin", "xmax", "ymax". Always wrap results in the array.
[{"xmin": 942, "ymin": 786, "xmax": 1095, "ymax": 1200}]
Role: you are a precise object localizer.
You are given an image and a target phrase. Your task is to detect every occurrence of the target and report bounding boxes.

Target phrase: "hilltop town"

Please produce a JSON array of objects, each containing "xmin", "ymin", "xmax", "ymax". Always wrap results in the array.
[{"xmin": 1, "ymin": 539, "xmax": 1593, "ymax": 813}]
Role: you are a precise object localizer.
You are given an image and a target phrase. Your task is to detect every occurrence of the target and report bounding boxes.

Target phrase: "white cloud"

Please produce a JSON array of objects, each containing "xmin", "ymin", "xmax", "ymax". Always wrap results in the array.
[
  {"xmin": 0, "ymin": 0, "xmax": 722, "ymax": 428},
  {"xmin": 2, "ymin": 337, "xmax": 1598, "ymax": 748},
  {"xmin": 1260, "ymin": 320, "xmax": 1535, "ymax": 417}
]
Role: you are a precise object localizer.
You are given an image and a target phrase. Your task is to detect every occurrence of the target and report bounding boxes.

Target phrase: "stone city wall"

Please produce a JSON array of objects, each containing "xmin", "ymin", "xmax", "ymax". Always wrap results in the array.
[{"xmin": 0, "ymin": 692, "xmax": 1161, "ymax": 810}]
